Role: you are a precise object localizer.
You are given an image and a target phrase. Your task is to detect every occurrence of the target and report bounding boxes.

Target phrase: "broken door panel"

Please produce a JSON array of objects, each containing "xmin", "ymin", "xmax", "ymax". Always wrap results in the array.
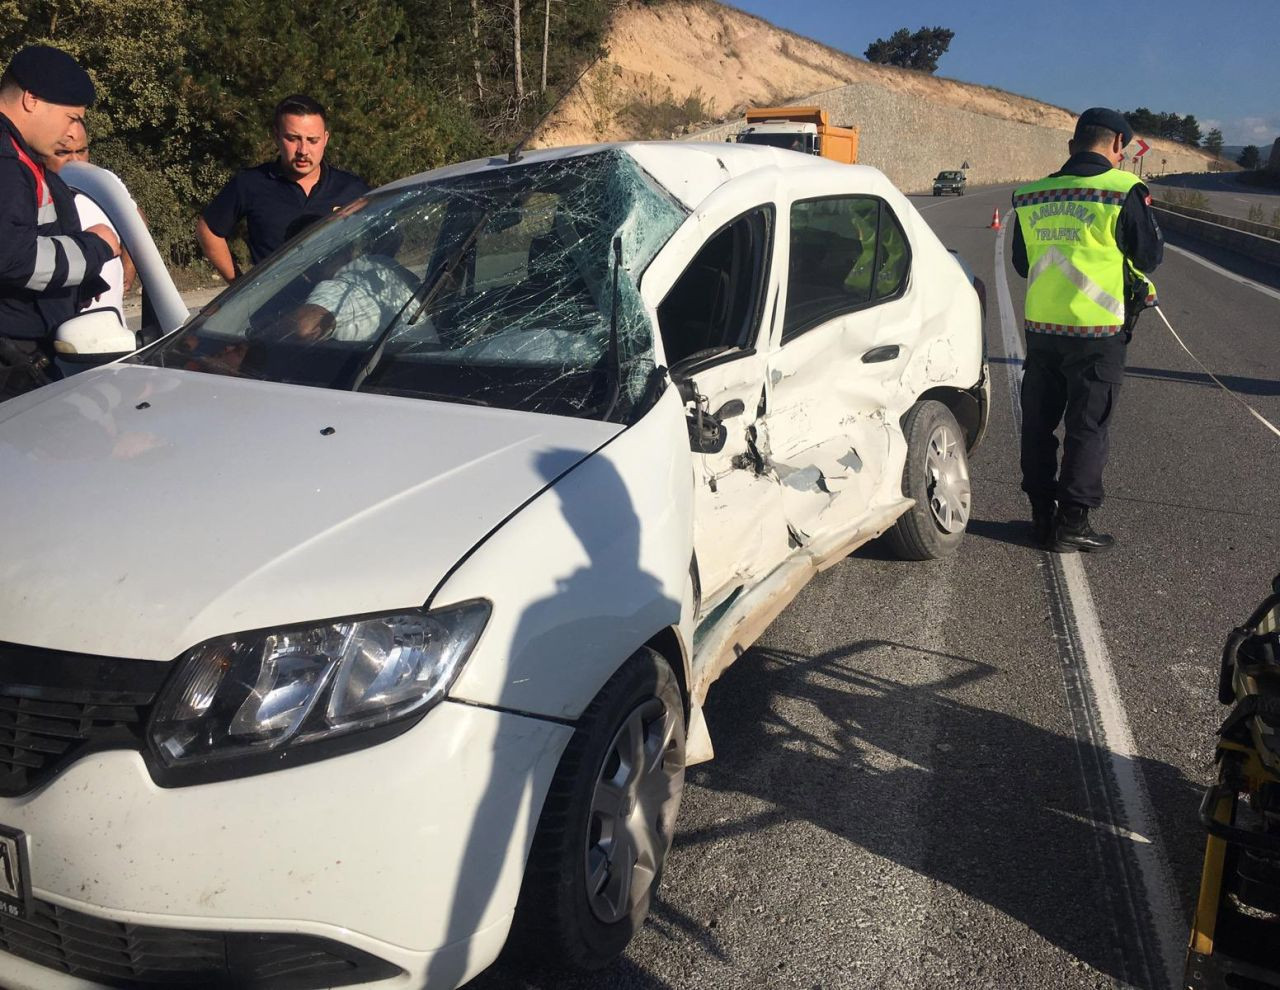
[
  {"xmin": 766, "ymin": 193, "xmax": 922, "ymax": 549},
  {"xmin": 678, "ymin": 352, "xmax": 788, "ymax": 607},
  {"xmin": 648, "ymin": 189, "xmax": 789, "ymax": 613}
]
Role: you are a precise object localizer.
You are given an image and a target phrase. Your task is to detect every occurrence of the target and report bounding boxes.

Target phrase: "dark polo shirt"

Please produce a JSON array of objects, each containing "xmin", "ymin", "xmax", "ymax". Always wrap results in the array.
[{"xmin": 202, "ymin": 160, "xmax": 369, "ymax": 265}]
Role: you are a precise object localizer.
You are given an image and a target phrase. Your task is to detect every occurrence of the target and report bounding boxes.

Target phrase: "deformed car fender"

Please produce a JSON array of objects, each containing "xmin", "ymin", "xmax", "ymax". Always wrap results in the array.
[{"xmin": 440, "ymin": 384, "xmax": 696, "ymax": 721}]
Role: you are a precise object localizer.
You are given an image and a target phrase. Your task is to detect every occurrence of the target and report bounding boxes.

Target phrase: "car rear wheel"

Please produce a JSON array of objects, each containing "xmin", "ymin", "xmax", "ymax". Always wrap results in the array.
[
  {"xmin": 882, "ymin": 400, "xmax": 971, "ymax": 560},
  {"xmin": 508, "ymin": 647, "xmax": 686, "ymax": 971}
]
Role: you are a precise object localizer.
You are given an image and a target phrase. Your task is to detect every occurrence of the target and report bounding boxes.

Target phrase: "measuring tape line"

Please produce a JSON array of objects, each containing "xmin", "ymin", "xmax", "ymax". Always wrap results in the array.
[{"xmin": 1153, "ymin": 305, "xmax": 1280, "ymax": 442}]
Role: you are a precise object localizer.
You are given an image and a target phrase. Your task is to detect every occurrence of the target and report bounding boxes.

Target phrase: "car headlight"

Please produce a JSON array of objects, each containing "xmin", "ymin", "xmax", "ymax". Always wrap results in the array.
[{"xmin": 147, "ymin": 601, "xmax": 489, "ymax": 781}]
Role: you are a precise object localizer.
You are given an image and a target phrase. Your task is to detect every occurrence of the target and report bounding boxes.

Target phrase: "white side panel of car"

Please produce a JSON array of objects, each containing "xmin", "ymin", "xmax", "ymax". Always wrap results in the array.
[{"xmin": 443, "ymin": 384, "xmax": 695, "ymax": 717}]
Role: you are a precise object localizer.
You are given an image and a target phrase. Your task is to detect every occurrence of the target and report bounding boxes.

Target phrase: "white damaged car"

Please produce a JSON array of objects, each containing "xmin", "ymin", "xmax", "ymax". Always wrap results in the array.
[{"xmin": 0, "ymin": 143, "xmax": 987, "ymax": 989}]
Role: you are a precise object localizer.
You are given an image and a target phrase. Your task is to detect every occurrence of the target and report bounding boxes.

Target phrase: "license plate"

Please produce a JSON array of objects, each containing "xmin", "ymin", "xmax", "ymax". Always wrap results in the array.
[{"xmin": 0, "ymin": 825, "xmax": 31, "ymax": 920}]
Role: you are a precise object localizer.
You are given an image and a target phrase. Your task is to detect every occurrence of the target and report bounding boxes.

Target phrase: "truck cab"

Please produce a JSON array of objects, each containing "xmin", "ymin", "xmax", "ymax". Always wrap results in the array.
[
  {"xmin": 735, "ymin": 120, "xmax": 819, "ymax": 155},
  {"xmin": 734, "ymin": 106, "xmax": 859, "ymax": 165}
]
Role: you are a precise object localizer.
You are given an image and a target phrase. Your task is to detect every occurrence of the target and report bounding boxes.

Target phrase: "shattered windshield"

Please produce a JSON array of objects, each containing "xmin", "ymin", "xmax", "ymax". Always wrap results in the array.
[{"xmin": 135, "ymin": 151, "xmax": 686, "ymax": 421}]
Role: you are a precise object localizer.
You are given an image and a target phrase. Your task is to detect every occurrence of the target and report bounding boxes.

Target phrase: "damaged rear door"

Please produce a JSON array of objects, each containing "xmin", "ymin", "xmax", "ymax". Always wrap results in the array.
[
  {"xmin": 652, "ymin": 200, "xmax": 787, "ymax": 610},
  {"xmin": 764, "ymin": 190, "xmax": 918, "ymax": 558}
]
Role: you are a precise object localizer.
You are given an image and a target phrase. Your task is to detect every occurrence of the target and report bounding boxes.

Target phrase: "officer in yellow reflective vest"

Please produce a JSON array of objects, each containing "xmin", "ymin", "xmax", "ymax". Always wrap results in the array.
[{"xmin": 1012, "ymin": 107, "xmax": 1162, "ymax": 552}]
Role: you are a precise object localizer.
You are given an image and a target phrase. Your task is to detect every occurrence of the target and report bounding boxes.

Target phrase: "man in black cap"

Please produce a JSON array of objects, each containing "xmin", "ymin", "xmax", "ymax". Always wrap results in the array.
[
  {"xmin": 0, "ymin": 45, "xmax": 121, "ymax": 400},
  {"xmin": 1011, "ymin": 107, "xmax": 1163, "ymax": 552},
  {"xmin": 196, "ymin": 94, "xmax": 368, "ymax": 284}
]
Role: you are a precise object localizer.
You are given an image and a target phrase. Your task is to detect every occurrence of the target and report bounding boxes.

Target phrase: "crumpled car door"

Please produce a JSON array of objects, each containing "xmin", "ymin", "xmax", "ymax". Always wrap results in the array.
[
  {"xmin": 763, "ymin": 191, "xmax": 919, "ymax": 556},
  {"xmin": 645, "ymin": 182, "xmax": 789, "ymax": 612}
]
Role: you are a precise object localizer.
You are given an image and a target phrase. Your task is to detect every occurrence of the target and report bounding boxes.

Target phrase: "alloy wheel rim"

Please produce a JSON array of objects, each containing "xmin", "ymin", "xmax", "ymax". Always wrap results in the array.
[
  {"xmin": 925, "ymin": 423, "xmax": 971, "ymax": 534},
  {"xmin": 585, "ymin": 697, "xmax": 685, "ymax": 925}
]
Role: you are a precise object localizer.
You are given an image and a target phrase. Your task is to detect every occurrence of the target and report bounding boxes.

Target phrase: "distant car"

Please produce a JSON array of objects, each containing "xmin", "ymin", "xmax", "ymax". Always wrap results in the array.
[
  {"xmin": 0, "ymin": 143, "xmax": 988, "ymax": 990},
  {"xmin": 933, "ymin": 169, "xmax": 967, "ymax": 195}
]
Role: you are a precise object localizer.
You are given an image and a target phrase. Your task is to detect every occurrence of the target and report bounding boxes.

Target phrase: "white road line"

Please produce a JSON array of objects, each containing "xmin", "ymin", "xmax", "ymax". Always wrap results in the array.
[
  {"xmin": 994, "ymin": 212, "xmax": 1185, "ymax": 990},
  {"xmin": 1165, "ymin": 243, "xmax": 1280, "ymax": 303},
  {"xmin": 1057, "ymin": 559, "xmax": 1186, "ymax": 990}
]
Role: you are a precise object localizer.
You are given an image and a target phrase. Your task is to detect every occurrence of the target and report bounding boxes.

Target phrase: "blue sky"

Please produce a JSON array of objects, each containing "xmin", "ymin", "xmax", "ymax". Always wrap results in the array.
[{"xmin": 724, "ymin": 1, "xmax": 1280, "ymax": 148}]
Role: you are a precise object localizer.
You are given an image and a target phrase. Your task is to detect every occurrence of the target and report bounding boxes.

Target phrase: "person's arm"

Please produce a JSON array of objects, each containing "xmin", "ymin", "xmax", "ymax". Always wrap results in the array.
[
  {"xmin": 121, "ymin": 205, "xmax": 146, "ymax": 293},
  {"xmin": 1117, "ymin": 184, "xmax": 1163, "ymax": 273},
  {"xmin": 0, "ymin": 161, "xmax": 118, "ymax": 291},
  {"xmin": 199, "ymin": 176, "xmax": 244, "ymax": 284},
  {"xmin": 196, "ymin": 216, "xmax": 237, "ymax": 284},
  {"xmin": 1011, "ymin": 195, "xmax": 1029, "ymax": 278}
]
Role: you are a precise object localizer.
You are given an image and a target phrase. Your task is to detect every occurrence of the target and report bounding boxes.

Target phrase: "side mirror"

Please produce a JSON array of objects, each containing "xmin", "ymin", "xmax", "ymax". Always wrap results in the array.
[
  {"xmin": 54, "ymin": 309, "xmax": 137, "ymax": 365},
  {"xmin": 675, "ymin": 376, "xmax": 730, "ymax": 455}
]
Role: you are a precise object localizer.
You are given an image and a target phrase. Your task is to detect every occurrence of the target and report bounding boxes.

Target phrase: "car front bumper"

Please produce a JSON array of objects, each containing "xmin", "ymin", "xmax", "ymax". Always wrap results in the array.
[{"xmin": 0, "ymin": 701, "xmax": 573, "ymax": 990}]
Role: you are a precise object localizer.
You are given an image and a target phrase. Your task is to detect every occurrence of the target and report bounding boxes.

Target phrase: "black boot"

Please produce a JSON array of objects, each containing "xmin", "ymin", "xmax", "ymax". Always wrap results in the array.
[
  {"xmin": 1051, "ymin": 505, "xmax": 1116, "ymax": 553},
  {"xmin": 1030, "ymin": 498, "xmax": 1056, "ymax": 548}
]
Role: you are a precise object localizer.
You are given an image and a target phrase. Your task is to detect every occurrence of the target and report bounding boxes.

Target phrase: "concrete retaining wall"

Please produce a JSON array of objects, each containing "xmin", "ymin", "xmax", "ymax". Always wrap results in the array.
[
  {"xmin": 689, "ymin": 81, "xmax": 1214, "ymax": 194},
  {"xmin": 1153, "ymin": 206, "xmax": 1280, "ymax": 266}
]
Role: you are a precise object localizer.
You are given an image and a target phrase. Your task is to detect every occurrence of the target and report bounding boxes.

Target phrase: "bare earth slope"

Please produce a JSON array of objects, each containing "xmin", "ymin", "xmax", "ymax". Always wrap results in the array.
[{"xmin": 530, "ymin": 1, "xmax": 1213, "ymax": 188}]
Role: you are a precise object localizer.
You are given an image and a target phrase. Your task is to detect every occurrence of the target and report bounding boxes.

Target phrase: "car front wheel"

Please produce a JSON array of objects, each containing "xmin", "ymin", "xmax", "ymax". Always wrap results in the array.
[
  {"xmin": 882, "ymin": 400, "xmax": 971, "ymax": 560},
  {"xmin": 508, "ymin": 647, "xmax": 687, "ymax": 971}
]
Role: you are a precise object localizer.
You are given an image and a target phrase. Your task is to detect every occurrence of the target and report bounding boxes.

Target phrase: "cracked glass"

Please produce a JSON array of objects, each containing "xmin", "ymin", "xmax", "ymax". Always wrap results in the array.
[{"xmin": 135, "ymin": 151, "xmax": 686, "ymax": 421}]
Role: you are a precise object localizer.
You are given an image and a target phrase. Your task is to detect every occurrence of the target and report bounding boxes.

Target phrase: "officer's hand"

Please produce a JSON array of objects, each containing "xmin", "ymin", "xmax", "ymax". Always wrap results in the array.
[{"xmin": 85, "ymin": 224, "xmax": 121, "ymax": 258}]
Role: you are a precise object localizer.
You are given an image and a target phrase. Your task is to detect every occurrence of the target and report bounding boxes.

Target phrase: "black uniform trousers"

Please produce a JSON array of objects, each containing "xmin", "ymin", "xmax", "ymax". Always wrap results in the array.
[{"xmin": 1019, "ymin": 331, "xmax": 1127, "ymax": 510}]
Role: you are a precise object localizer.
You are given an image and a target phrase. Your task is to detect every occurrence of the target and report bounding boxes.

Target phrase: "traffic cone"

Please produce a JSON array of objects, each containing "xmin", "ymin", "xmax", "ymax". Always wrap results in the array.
[{"xmin": 989, "ymin": 207, "xmax": 1001, "ymax": 230}]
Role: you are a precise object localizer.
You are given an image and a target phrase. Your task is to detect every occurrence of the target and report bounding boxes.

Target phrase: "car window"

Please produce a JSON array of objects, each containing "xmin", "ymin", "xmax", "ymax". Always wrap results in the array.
[
  {"xmin": 657, "ymin": 207, "xmax": 773, "ymax": 368},
  {"xmin": 875, "ymin": 203, "xmax": 910, "ymax": 300},
  {"xmin": 783, "ymin": 195, "xmax": 910, "ymax": 340}
]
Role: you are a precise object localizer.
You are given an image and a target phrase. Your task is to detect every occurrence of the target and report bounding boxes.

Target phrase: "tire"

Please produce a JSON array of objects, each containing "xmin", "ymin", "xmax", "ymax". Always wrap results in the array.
[
  {"xmin": 508, "ymin": 647, "xmax": 687, "ymax": 971},
  {"xmin": 882, "ymin": 400, "xmax": 971, "ymax": 560}
]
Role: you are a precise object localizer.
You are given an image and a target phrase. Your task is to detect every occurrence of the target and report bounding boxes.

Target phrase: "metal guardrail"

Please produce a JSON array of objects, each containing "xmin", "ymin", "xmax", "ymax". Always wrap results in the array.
[
  {"xmin": 1152, "ymin": 200, "xmax": 1280, "ymax": 241},
  {"xmin": 1152, "ymin": 202, "xmax": 1280, "ymax": 266}
]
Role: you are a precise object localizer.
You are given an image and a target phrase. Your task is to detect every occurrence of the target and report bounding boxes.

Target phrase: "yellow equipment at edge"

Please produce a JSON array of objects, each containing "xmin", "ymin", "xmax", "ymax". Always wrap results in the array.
[{"xmin": 1184, "ymin": 575, "xmax": 1280, "ymax": 989}]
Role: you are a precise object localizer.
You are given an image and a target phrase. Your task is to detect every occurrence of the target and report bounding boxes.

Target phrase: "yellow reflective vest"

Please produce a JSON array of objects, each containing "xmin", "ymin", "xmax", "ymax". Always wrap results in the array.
[{"xmin": 1013, "ymin": 169, "xmax": 1156, "ymax": 337}]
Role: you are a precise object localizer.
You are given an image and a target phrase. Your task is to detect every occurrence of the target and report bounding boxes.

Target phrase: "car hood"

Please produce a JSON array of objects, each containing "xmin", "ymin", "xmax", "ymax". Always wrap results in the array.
[{"xmin": 0, "ymin": 366, "xmax": 618, "ymax": 661}]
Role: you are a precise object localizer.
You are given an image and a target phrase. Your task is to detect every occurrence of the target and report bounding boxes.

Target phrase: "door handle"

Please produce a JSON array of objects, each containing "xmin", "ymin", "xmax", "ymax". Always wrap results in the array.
[{"xmin": 862, "ymin": 345, "xmax": 901, "ymax": 364}]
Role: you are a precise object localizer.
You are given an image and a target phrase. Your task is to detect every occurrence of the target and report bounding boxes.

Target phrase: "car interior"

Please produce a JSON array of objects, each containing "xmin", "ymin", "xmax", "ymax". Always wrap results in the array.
[{"xmin": 657, "ymin": 208, "xmax": 772, "ymax": 369}]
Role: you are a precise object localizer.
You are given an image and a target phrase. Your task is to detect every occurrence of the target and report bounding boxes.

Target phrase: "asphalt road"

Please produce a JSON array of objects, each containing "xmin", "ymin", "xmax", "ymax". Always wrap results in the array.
[
  {"xmin": 1147, "ymin": 170, "xmax": 1280, "ymax": 224},
  {"xmin": 472, "ymin": 183, "xmax": 1280, "ymax": 989}
]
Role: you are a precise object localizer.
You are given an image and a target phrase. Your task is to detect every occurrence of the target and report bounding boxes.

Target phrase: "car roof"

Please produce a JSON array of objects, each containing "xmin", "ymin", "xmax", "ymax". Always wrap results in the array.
[{"xmin": 378, "ymin": 141, "xmax": 896, "ymax": 212}]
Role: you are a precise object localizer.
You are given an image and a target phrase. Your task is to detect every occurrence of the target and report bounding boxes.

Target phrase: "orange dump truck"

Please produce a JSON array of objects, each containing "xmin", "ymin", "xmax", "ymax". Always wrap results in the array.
[{"xmin": 734, "ymin": 106, "xmax": 859, "ymax": 164}]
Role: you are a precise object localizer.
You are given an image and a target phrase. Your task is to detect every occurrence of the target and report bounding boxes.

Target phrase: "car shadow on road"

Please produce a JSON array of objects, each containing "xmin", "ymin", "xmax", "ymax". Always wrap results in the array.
[{"xmin": 680, "ymin": 640, "xmax": 1201, "ymax": 988}]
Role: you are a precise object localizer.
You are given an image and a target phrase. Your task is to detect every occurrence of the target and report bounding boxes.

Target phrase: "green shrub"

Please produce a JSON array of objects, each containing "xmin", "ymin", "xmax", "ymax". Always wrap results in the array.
[
  {"xmin": 620, "ymin": 77, "xmax": 711, "ymax": 139},
  {"xmin": 1162, "ymin": 188, "xmax": 1211, "ymax": 211}
]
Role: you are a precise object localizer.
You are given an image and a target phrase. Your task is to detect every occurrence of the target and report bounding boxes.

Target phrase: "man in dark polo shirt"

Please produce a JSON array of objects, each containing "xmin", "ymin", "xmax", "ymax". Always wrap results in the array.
[{"xmin": 196, "ymin": 94, "xmax": 368, "ymax": 283}]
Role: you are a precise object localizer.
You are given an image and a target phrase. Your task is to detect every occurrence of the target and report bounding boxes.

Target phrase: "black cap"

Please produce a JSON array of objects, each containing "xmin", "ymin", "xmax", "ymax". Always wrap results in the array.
[
  {"xmin": 1076, "ymin": 107, "xmax": 1133, "ymax": 147},
  {"xmin": 6, "ymin": 46, "xmax": 95, "ymax": 108}
]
